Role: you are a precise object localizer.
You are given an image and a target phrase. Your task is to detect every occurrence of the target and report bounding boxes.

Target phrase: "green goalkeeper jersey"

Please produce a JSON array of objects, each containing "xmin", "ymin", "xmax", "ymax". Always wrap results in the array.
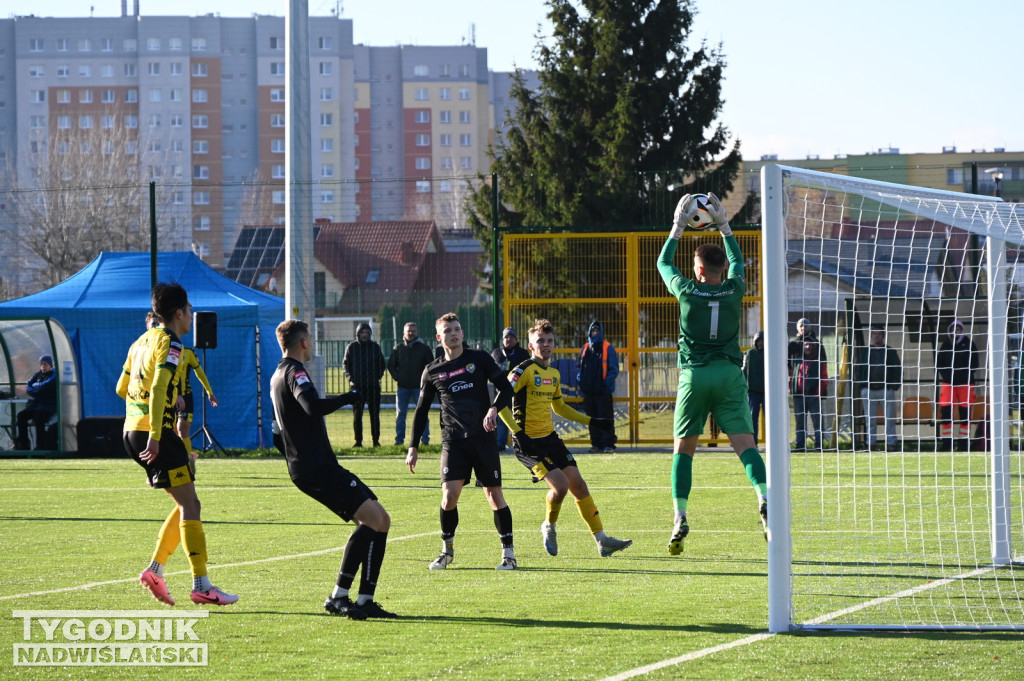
[{"xmin": 657, "ymin": 235, "xmax": 746, "ymax": 369}]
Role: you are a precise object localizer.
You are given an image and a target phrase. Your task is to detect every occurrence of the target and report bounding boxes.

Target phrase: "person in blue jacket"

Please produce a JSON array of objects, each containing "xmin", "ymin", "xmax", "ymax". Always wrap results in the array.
[
  {"xmin": 577, "ymin": 321, "xmax": 619, "ymax": 453},
  {"xmin": 17, "ymin": 354, "xmax": 57, "ymax": 450}
]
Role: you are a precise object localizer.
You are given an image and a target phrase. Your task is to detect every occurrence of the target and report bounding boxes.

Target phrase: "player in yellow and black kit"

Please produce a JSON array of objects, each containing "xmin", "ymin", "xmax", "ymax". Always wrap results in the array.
[
  {"xmin": 116, "ymin": 283, "xmax": 238, "ymax": 608},
  {"xmin": 499, "ymin": 319, "xmax": 632, "ymax": 558},
  {"xmin": 174, "ymin": 347, "xmax": 218, "ymax": 455}
]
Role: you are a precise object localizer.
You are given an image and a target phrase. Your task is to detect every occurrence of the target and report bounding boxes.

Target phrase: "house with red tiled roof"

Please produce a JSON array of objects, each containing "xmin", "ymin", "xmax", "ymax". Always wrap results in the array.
[{"xmin": 226, "ymin": 219, "xmax": 486, "ymax": 317}]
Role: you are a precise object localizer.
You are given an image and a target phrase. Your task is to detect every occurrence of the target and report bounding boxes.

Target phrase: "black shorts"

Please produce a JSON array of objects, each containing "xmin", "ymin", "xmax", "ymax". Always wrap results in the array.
[
  {"xmin": 513, "ymin": 432, "xmax": 578, "ymax": 483},
  {"xmin": 292, "ymin": 466, "xmax": 378, "ymax": 522},
  {"xmin": 124, "ymin": 429, "xmax": 195, "ymax": 489},
  {"xmin": 440, "ymin": 435, "xmax": 502, "ymax": 487}
]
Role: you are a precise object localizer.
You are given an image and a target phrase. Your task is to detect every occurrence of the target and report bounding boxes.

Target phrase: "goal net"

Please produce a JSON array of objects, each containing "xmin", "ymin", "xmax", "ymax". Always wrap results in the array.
[{"xmin": 761, "ymin": 164, "xmax": 1024, "ymax": 631}]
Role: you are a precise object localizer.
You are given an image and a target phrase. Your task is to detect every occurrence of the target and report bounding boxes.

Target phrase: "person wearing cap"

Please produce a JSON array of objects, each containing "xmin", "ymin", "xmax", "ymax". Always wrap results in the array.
[
  {"xmin": 936, "ymin": 319, "xmax": 979, "ymax": 451},
  {"xmin": 788, "ymin": 318, "xmax": 826, "ymax": 364},
  {"xmin": 853, "ymin": 326, "xmax": 902, "ymax": 451},
  {"xmin": 388, "ymin": 322, "xmax": 434, "ymax": 446},
  {"xmin": 577, "ymin": 320, "xmax": 619, "ymax": 453},
  {"xmin": 742, "ymin": 332, "xmax": 766, "ymax": 442},
  {"xmin": 16, "ymin": 354, "xmax": 58, "ymax": 450},
  {"xmin": 492, "ymin": 327, "xmax": 530, "ymax": 451}
]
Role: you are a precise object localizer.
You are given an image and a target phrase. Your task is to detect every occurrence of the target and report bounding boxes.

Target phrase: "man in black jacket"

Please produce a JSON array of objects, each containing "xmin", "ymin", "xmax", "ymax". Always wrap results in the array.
[
  {"xmin": 388, "ymin": 322, "xmax": 434, "ymax": 446},
  {"xmin": 491, "ymin": 327, "xmax": 530, "ymax": 451},
  {"xmin": 343, "ymin": 323, "xmax": 386, "ymax": 447},
  {"xmin": 16, "ymin": 354, "xmax": 57, "ymax": 450}
]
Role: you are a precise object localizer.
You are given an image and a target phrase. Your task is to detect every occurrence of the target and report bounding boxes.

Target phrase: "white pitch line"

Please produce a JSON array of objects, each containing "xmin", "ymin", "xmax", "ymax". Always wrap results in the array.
[
  {"xmin": 597, "ymin": 561, "xmax": 1009, "ymax": 681},
  {"xmin": 0, "ymin": 530, "xmax": 436, "ymax": 602}
]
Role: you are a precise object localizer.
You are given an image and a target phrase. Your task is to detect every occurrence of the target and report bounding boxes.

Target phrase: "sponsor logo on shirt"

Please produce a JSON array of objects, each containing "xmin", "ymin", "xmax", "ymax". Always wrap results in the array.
[
  {"xmin": 510, "ymin": 371, "xmax": 520, "ymax": 384},
  {"xmin": 447, "ymin": 367, "xmax": 466, "ymax": 379},
  {"xmin": 295, "ymin": 370, "xmax": 310, "ymax": 385},
  {"xmin": 167, "ymin": 345, "xmax": 181, "ymax": 366},
  {"xmin": 438, "ymin": 372, "xmax": 448, "ymax": 381},
  {"xmin": 450, "ymin": 381, "xmax": 472, "ymax": 393},
  {"xmin": 466, "ymin": 363, "xmax": 476, "ymax": 373},
  {"xmin": 542, "ymin": 378, "xmax": 553, "ymax": 385},
  {"xmin": 534, "ymin": 375, "xmax": 542, "ymax": 387}
]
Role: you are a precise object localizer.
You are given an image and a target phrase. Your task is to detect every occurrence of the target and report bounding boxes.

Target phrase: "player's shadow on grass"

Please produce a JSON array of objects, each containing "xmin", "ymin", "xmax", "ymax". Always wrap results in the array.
[{"xmin": 0, "ymin": 515, "xmax": 338, "ymax": 527}]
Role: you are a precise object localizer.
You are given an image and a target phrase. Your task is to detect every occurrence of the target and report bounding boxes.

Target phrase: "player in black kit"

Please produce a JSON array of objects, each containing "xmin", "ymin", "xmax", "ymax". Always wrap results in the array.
[
  {"xmin": 270, "ymin": 319, "xmax": 396, "ymax": 619},
  {"xmin": 405, "ymin": 312, "xmax": 518, "ymax": 570}
]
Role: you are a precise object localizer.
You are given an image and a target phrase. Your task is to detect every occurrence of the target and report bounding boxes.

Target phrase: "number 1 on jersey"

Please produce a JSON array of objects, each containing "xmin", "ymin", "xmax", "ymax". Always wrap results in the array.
[{"xmin": 708, "ymin": 301, "xmax": 720, "ymax": 339}]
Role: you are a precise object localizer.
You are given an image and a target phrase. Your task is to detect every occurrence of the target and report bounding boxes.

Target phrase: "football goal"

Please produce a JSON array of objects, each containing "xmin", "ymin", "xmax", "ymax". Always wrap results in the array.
[{"xmin": 761, "ymin": 163, "xmax": 1024, "ymax": 631}]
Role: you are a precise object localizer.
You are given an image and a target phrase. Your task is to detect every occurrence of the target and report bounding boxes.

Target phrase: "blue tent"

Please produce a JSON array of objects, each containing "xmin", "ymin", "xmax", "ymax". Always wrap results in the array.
[{"xmin": 0, "ymin": 252, "xmax": 284, "ymax": 449}]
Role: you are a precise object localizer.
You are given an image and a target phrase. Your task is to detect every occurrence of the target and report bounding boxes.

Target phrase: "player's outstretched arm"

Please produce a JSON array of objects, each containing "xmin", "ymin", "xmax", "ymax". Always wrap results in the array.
[
  {"xmin": 405, "ymin": 446, "xmax": 418, "ymax": 473},
  {"xmin": 707, "ymin": 192, "xmax": 745, "ymax": 279}
]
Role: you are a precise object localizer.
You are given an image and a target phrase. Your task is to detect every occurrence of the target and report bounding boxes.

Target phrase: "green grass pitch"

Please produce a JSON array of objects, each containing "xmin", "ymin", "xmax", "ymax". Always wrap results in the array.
[{"xmin": 0, "ymin": 451, "xmax": 1020, "ymax": 680}]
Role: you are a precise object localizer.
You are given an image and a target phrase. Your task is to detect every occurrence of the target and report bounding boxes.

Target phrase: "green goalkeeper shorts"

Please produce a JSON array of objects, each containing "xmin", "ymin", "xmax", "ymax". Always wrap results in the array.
[{"xmin": 673, "ymin": 359, "xmax": 754, "ymax": 439}]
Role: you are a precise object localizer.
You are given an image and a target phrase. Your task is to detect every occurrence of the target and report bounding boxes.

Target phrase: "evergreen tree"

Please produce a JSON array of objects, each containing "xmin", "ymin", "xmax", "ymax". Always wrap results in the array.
[{"xmin": 468, "ymin": 0, "xmax": 742, "ymax": 237}]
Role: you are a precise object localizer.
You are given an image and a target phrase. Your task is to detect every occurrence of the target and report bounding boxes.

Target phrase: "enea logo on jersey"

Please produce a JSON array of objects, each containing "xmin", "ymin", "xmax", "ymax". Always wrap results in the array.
[
  {"xmin": 450, "ymin": 381, "xmax": 472, "ymax": 393},
  {"xmin": 294, "ymin": 370, "xmax": 310, "ymax": 385}
]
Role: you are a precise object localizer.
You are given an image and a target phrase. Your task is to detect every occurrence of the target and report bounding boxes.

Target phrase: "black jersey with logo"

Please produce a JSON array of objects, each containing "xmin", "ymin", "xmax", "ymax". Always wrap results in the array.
[
  {"xmin": 270, "ymin": 357, "xmax": 350, "ymax": 480},
  {"xmin": 410, "ymin": 348, "xmax": 512, "ymax": 446}
]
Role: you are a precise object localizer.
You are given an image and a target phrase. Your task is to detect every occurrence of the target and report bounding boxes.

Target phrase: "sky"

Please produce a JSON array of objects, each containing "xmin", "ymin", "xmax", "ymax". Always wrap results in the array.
[{"xmin": 19, "ymin": 0, "xmax": 1024, "ymax": 161}]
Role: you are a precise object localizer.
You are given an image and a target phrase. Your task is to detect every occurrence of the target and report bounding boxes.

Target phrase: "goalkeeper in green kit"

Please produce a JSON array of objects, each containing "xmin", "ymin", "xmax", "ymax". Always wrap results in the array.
[{"xmin": 657, "ymin": 193, "xmax": 769, "ymax": 554}]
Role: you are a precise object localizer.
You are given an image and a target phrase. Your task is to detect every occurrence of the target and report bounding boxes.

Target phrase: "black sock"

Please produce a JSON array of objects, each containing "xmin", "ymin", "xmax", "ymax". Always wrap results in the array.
[
  {"xmin": 358, "ymin": 530, "xmax": 388, "ymax": 598},
  {"xmin": 337, "ymin": 524, "xmax": 374, "ymax": 590},
  {"xmin": 493, "ymin": 505, "xmax": 514, "ymax": 550},
  {"xmin": 440, "ymin": 506, "xmax": 458, "ymax": 551}
]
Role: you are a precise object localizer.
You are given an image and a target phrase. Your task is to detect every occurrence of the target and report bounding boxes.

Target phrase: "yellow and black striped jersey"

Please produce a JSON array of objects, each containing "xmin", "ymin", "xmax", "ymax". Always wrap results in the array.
[
  {"xmin": 115, "ymin": 327, "xmax": 182, "ymax": 440},
  {"xmin": 501, "ymin": 359, "xmax": 590, "ymax": 439}
]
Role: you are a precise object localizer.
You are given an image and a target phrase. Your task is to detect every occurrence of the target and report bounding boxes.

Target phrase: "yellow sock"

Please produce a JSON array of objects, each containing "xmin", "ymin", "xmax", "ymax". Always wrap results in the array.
[
  {"xmin": 179, "ymin": 520, "xmax": 208, "ymax": 578},
  {"xmin": 575, "ymin": 495, "xmax": 604, "ymax": 534},
  {"xmin": 152, "ymin": 506, "xmax": 181, "ymax": 565},
  {"xmin": 546, "ymin": 497, "xmax": 563, "ymax": 525}
]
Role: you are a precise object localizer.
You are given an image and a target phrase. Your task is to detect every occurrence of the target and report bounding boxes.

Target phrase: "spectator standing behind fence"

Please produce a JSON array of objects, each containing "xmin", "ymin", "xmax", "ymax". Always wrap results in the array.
[
  {"xmin": 853, "ymin": 327, "xmax": 902, "ymax": 451},
  {"xmin": 742, "ymin": 332, "xmax": 765, "ymax": 442},
  {"xmin": 791, "ymin": 339, "xmax": 828, "ymax": 451},
  {"xmin": 936, "ymin": 319, "xmax": 979, "ymax": 452},
  {"xmin": 492, "ymin": 327, "xmax": 530, "ymax": 451},
  {"xmin": 343, "ymin": 322, "xmax": 386, "ymax": 448},
  {"xmin": 577, "ymin": 321, "xmax": 619, "ymax": 453},
  {"xmin": 15, "ymin": 354, "xmax": 57, "ymax": 451},
  {"xmin": 388, "ymin": 322, "xmax": 434, "ymax": 447}
]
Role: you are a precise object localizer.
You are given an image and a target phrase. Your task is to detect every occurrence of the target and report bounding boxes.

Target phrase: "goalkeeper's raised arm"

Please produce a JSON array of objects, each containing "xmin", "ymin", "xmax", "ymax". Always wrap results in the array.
[{"xmin": 658, "ymin": 192, "xmax": 744, "ymax": 291}]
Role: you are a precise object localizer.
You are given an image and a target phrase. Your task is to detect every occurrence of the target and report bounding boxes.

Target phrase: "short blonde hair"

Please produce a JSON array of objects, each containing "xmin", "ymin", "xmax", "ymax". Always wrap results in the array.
[
  {"xmin": 435, "ymin": 312, "xmax": 460, "ymax": 330},
  {"xmin": 528, "ymin": 319, "xmax": 554, "ymax": 339}
]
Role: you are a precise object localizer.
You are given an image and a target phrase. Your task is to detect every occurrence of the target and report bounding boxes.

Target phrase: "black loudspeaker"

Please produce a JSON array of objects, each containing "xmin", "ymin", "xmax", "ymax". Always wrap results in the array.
[
  {"xmin": 193, "ymin": 311, "xmax": 218, "ymax": 349},
  {"xmin": 77, "ymin": 416, "xmax": 127, "ymax": 457}
]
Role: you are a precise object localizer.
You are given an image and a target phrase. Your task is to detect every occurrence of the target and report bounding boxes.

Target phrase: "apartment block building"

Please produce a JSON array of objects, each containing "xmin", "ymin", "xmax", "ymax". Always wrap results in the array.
[{"xmin": 0, "ymin": 10, "xmax": 528, "ymax": 271}]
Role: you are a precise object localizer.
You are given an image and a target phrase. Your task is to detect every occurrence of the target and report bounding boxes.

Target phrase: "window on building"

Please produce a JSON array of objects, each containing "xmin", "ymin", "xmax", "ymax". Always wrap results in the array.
[
  {"xmin": 56, "ymin": 38, "xmax": 68, "ymax": 52},
  {"xmin": 271, "ymin": 113, "xmax": 284, "ymax": 127},
  {"xmin": 101, "ymin": 115, "xmax": 115, "ymax": 129},
  {"xmin": 191, "ymin": 37, "xmax": 207, "ymax": 51},
  {"xmin": 459, "ymin": 133, "xmax": 471, "ymax": 146},
  {"xmin": 78, "ymin": 65, "xmax": 91, "ymax": 78},
  {"xmin": 318, "ymin": 36, "xmax": 331, "ymax": 50},
  {"xmin": 194, "ymin": 216, "xmax": 211, "ymax": 231},
  {"xmin": 124, "ymin": 114, "xmax": 138, "ymax": 128},
  {"xmin": 169, "ymin": 62, "xmax": 183, "ymax": 75},
  {"xmin": 148, "ymin": 88, "xmax": 161, "ymax": 102},
  {"xmin": 30, "ymin": 115, "xmax": 46, "ymax": 129},
  {"xmin": 321, "ymin": 164, "xmax": 334, "ymax": 178},
  {"xmin": 415, "ymin": 134, "xmax": 430, "ymax": 146},
  {"xmin": 440, "ymin": 157, "xmax": 453, "ymax": 170},
  {"xmin": 458, "ymin": 88, "xmax": 470, "ymax": 100},
  {"xmin": 147, "ymin": 37, "xmax": 160, "ymax": 51},
  {"xmin": 270, "ymin": 36, "xmax": 283, "ymax": 50},
  {"xmin": 192, "ymin": 89, "xmax": 208, "ymax": 103},
  {"xmin": 169, "ymin": 37, "xmax": 183, "ymax": 51},
  {"xmin": 440, "ymin": 134, "xmax": 451, "ymax": 147},
  {"xmin": 29, "ymin": 65, "xmax": 44, "ymax": 77},
  {"xmin": 270, "ymin": 62, "xmax": 284, "ymax": 76},
  {"xmin": 193, "ymin": 165, "xmax": 210, "ymax": 179},
  {"xmin": 124, "ymin": 38, "xmax": 137, "ymax": 52},
  {"xmin": 439, "ymin": 111, "xmax": 451, "ymax": 124},
  {"xmin": 101, "ymin": 64, "xmax": 114, "ymax": 77},
  {"xmin": 57, "ymin": 115, "xmax": 71, "ymax": 129},
  {"xmin": 29, "ymin": 38, "xmax": 44, "ymax": 52},
  {"xmin": 321, "ymin": 138, "xmax": 334, "ymax": 152},
  {"xmin": 272, "ymin": 164, "xmax": 285, "ymax": 179},
  {"xmin": 193, "ymin": 140, "xmax": 209, "ymax": 154},
  {"xmin": 440, "ymin": 63, "xmax": 450, "ymax": 77},
  {"xmin": 79, "ymin": 37, "xmax": 93, "ymax": 51},
  {"xmin": 271, "ymin": 139, "xmax": 285, "ymax": 153},
  {"xmin": 459, "ymin": 111, "xmax": 471, "ymax": 124},
  {"xmin": 79, "ymin": 115, "xmax": 93, "ymax": 129},
  {"xmin": 192, "ymin": 115, "xmax": 208, "ymax": 128},
  {"xmin": 416, "ymin": 181, "xmax": 430, "ymax": 193},
  {"xmin": 170, "ymin": 114, "xmax": 184, "ymax": 127},
  {"xmin": 415, "ymin": 88, "xmax": 429, "ymax": 100},
  {"xmin": 460, "ymin": 156, "xmax": 473, "ymax": 169},
  {"xmin": 56, "ymin": 89, "xmax": 70, "ymax": 103},
  {"xmin": 124, "ymin": 63, "xmax": 137, "ymax": 77},
  {"xmin": 439, "ymin": 87, "xmax": 451, "ymax": 101},
  {"xmin": 321, "ymin": 190, "xmax": 334, "ymax": 203},
  {"xmin": 415, "ymin": 157, "xmax": 430, "ymax": 170},
  {"xmin": 147, "ymin": 62, "xmax": 160, "ymax": 76},
  {"xmin": 101, "ymin": 89, "xmax": 115, "ymax": 103},
  {"xmin": 169, "ymin": 88, "xmax": 183, "ymax": 101},
  {"xmin": 148, "ymin": 114, "xmax": 161, "ymax": 128},
  {"xmin": 415, "ymin": 111, "xmax": 430, "ymax": 123},
  {"xmin": 320, "ymin": 87, "xmax": 332, "ymax": 101},
  {"xmin": 194, "ymin": 191, "xmax": 210, "ymax": 205},
  {"xmin": 272, "ymin": 190, "xmax": 285, "ymax": 204},
  {"xmin": 320, "ymin": 113, "xmax": 333, "ymax": 126},
  {"xmin": 947, "ymin": 168, "xmax": 964, "ymax": 185},
  {"xmin": 414, "ymin": 64, "xmax": 429, "ymax": 77},
  {"xmin": 318, "ymin": 62, "xmax": 332, "ymax": 76},
  {"xmin": 192, "ymin": 63, "xmax": 208, "ymax": 77},
  {"xmin": 270, "ymin": 88, "xmax": 285, "ymax": 102}
]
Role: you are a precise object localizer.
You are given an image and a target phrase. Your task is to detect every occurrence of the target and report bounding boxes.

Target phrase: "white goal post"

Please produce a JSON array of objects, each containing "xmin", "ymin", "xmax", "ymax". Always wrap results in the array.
[{"xmin": 762, "ymin": 163, "xmax": 1024, "ymax": 632}]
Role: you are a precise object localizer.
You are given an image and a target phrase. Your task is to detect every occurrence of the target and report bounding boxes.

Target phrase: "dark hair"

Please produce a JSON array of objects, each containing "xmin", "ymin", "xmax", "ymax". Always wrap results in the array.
[
  {"xmin": 694, "ymin": 243, "xmax": 727, "ymax": 272},
  {"xmin": 276, "ymin": 319, "xmax": 309, "ymax": 351},
  {"xmin": 145, "ymin": 311, "xmax": 162, "ymax": 329},
  {"xmin": 151, "ymin": 282, "xmax": 188, "ymax": 324}
]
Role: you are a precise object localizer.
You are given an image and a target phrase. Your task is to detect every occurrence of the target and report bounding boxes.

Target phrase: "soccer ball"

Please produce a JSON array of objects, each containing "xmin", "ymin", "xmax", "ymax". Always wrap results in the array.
[{"xmin": 686, "ymin": 194, "xmax": 715, "ymax": 231}]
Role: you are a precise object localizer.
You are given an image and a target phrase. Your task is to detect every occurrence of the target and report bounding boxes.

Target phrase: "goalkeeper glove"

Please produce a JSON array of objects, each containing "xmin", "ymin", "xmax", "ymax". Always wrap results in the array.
[
  {"xmin": 706, "ymin": 192, "xmax": 732, "ymax": 237},
  {"xmin": 670, "ymin": 194, "xmax": 695, "ymax": 240},
  {"xmin": 589, "ymin": 417, "xmax": 614, "ymax": 433}
]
